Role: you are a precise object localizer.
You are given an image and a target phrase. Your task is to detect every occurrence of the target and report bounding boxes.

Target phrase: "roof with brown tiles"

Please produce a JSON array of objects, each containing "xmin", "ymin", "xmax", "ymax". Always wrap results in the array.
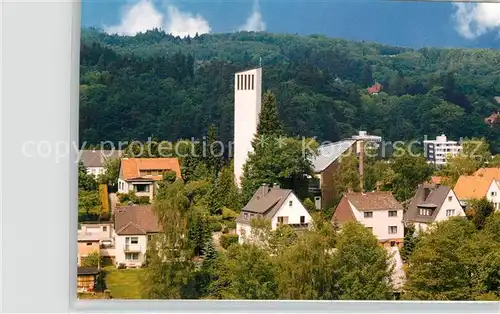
[
  {"xmin": 454, "ymin": 175, "xmax": 495, "ymax": 200},
  {"xmin": 404, "ymin": 184, "xmax": 453, "ymax": 223},
  {"xmin": 343, "ymin": 191, "xmax": 403, "ymax": 211},
  {"xmin": 114, "ymin": 205, "xmax": 161, "ymax": 235},
  {"xmin": 429, "ymin": 176, "xmax": 448, "ymax": 185},
  {"xmin": 332, "ymin": 195, "xmax": 357, "ymax": 224},
  {"xmin": 119, "ymin": 158, "xmax": 181, "ymax": 181}
]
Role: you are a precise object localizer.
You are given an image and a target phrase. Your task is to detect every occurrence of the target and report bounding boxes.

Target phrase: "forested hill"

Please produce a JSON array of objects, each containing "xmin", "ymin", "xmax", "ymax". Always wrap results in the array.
[{"xmin": 80, "ymin": 28, "xmax": 500, "ymax": 153}]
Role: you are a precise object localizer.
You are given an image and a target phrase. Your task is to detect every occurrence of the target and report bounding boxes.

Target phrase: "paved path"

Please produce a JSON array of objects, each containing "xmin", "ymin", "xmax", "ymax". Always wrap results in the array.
[{"xmin": 109, "ymin": 193, "xmax": 119, "ymax": 214}]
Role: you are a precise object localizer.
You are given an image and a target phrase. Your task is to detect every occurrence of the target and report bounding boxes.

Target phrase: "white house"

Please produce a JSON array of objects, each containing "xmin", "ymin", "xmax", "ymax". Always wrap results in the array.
[
  {"xmin": 235, "ymin": 184, "xmax": 312, "ymax": 244},
  {"xmin": 233, "ymin": 67, "xmax": 262, "ymax": 187},
  {"xmin": 113, "ymin": 205, "xmax": 161, "ymax": 268},
  {"xmin": 423, "ymin": 134, "xmax": 462, "ymax": 166},
  {"xmin": 332, "ymin": 191, "xmax": 404, "ymax": 248},
  {"xmin": 80, "ymin": 149, "xmax": 122, "ymax": 177},
  {"xmin": 403, "ymin": 184, "xmax": 465, "ymax": 233},
  {"xmin": 454, "ymin": 175, "xmax": 500, "ymax": 210},
  {"xmin": 117, "ymin": 158, "xmax": 182, "ymax": 201}
]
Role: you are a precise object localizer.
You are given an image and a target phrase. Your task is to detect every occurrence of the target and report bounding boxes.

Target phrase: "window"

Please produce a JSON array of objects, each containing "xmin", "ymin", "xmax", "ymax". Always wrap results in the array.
[
  {"xmin": 364, "ymin": 211, "xmax": 373, "ymax": 218},
  {"xmin": 86, "ymin": 242, "xmax": 93, "ymax": 246},
  {"xmin": 289, "ymin": 200, "xmax": 293, "ymax": 207},
  {"xmin": 126, "ymin": 237, "xmax": 139, "ymax": 244},
  {"xmin": 125, "ymin": 253, "xmax": 139, "ymax": 260},
  {"xmin": 448, "ymin": 196, "xmax": 452, "ymax": 201},
  {"xmin": 148, "ymin": 235, "xmax": 152, "ymax": 241},
  {"xmin": 388, "ymin": 211, "xmax": 397, "ymax": 217},
  {"xmin": 492, "ymin": 191, "xmax": 497, "ymax": 197},
  {"xmin": 243, "ymin": 213, "xmax": 248, "ymax": 219},
  {"xmin": 103, "ymin": 226, "xmax": 107, "ymax": 232},
  {"xmin": 277, "ymin": 216, "xmax": 288, "ymax": 225},
  {"xmin": 251, "ymin": 74, "xmax": 254, "ymax": 90},
  {"xmin": 244, "ymin": 75, "xmax": 247, "ymax": 90},
  {"xmin": 388, "ymin": 226, "xmax": 398, "ymax": 234},
  {"xmin": 237, "ymin": 75, "xmax": 240, "ymax": 90},
  {"xmin": 419, "ymin": 208, "xmax": 432, "ymax": 216},
  {"xmin": 300, "ymin": 216, "xmax": 305, "ymax": 224},
  {"xmin": 446, "ymin": 209, "xmax": 455, "ymax": 217},
  {"xmin": 135, "ymin": 184, "xmax": 149, "ymax": 192},
  {"xmin": 390, "ymin": 241, "xmax": 396, "ymax": 247}
]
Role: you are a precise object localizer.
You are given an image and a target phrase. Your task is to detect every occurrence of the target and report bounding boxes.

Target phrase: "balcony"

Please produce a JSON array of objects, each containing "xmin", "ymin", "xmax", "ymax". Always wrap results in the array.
[
  {"xmin": 123, "ymin": 244, "xmax": 141, "ymax": 252},
  {"xmin": 100, "ymin": 243, "xmax": 116, "ymax": 257}
]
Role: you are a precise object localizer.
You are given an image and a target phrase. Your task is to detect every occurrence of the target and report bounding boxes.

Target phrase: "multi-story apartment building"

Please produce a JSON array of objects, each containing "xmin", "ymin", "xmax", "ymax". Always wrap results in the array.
[{"xmin": 423, "ymin": 134, "xmax": 462, "ymax": 166}]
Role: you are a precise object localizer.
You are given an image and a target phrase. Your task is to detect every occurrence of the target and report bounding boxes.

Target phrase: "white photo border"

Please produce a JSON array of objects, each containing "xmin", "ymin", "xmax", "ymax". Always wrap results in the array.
[{"xmin": 1, "ymin": 0, "xmax": 499, "ymax": 313}]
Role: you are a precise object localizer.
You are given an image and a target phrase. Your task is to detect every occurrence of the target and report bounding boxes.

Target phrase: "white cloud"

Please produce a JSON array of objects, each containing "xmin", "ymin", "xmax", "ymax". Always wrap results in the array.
[
  {"xmin": 104, "ymin": 0, "xmax": 211, "ymax": 37},
  {"xmin": 453, "ymin": 2, "xmax": 500, "ymax": 39},
  {"xmin": 238, "ymin": 0, "xmax": 266, "ymax": 32},
  {"xmin": 164, "ymin": 6, "xmax": 211, "ymax": 37},
  {"xmin": 105, "ymin": 0, "xmax": 163, "ymax": 36}
]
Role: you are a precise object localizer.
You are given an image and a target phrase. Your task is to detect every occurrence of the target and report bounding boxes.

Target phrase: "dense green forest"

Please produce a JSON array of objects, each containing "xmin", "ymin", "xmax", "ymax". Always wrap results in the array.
[{"xmin": 80, "ymin": 28, "xmax": 500, "ymax": 152}]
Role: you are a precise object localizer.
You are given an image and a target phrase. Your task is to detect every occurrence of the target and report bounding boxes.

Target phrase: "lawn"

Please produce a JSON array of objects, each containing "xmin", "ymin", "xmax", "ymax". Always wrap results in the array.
[{"xmin": 104, "ymin": 266, "xmax": 145, "ymax": 299}]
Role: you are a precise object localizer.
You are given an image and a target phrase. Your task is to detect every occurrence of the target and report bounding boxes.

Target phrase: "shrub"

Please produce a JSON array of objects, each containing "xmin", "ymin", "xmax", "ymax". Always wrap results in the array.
[
  {"xmin": 117, "ymin": 263, "xmax": 126, "ymax": 269},
  {"xmin": 210, "ymin": 222, "xmax": 222, "ymax": 232},
  {"xmin": 222, "ymin": 227, "xmax": 229, "ymax": 234},
  {"xmin": 137, "ymin": 196, "xmax": 151, "ymax": 204},
  {"xmin": 225, "ymin": 221, "xmax": 237, "ymax": 230},
  {"xmin": 163, "ymin": 170, "xmax": 177, "ymax": 184},
  {"xmin": 220, "ymin": 234, "xmax": 239, "ymax": 249},
  {"xmin": 222, "ymin": 207, "xmax": 239, "ymax": 220},
  {"xmin": 81, "ymin": 251, "xmax": 102, "ymax": 268},
  {"xmin": 117, "ymin": 191, "xmax": 150, "ymax": 205}
]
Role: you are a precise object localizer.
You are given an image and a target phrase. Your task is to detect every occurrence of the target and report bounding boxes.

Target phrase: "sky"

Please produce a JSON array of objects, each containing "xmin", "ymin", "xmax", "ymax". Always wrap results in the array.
[{"xmin": 82, "ymin": 0, "xmax": 500, "ymax": 49}]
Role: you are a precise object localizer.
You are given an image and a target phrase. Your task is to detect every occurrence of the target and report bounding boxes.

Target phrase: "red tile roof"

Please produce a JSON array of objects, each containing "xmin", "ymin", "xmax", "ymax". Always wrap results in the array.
[
  {"xmin": 120, "ymin": 158, "xmax": 181, "ymax": 181},
  {"xmin": 368, "ymin": 82, "xmax": 382, "ymax": 94}
]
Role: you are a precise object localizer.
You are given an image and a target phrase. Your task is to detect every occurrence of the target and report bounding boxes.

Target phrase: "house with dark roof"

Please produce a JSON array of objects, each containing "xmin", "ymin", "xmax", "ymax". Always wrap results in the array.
[
  {"xmin": 117, "ymin": 158, "xmax": 182, "ymax": 201},
  {"xmin": 113, "ymin": 204, "xmax": 161, "ymax": 268},
  {"xmin": 236, "ymin": 184, "xmax": 312, "ymax": 244},
  {"xmin": 80, "ymin": 149, "xmax": 123, "ymax": 177},
  {"xmin": 332, "ymin": 191, "xmax": 404, "ymax": 248},
  {"xmin": 308, "ymin": 140, "xmax": 356, "ymax": 210},
  {"xmin": 403, "ymin": 184, "xmax": 465, "ymax": 233},
  {"xmin": 308, "ymin": 131, "xmax": 384, "ymax": 210}
]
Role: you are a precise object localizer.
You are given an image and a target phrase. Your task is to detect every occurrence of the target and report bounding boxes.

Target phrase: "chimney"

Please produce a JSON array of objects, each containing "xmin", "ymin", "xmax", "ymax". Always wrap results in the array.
[
  {"xmin": 260, "ymin": 183, "xmax": 270, "ymax": 197},
  {"xmin": 423, "ymin": 187, "xmax": 431, "ymax": 201},
  {"xmin": 376, "ymin": 181, "xmax": 381, "ymax": 192}
]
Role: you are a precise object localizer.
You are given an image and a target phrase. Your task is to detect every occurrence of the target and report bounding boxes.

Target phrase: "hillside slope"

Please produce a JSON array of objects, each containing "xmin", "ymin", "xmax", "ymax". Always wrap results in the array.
[{"xmin": 80, "ymin": 29, "xmax": 500, "ymax": 152}]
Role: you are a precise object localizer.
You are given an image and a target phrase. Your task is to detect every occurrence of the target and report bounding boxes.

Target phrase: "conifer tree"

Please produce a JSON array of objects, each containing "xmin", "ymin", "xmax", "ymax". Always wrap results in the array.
[{"xmin": 254, "ymin": 90, "xmax": 284, "ymax": 140}]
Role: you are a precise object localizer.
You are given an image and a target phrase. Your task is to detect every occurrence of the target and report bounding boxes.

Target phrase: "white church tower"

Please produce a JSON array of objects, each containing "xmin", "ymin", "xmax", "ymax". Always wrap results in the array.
[{"xmin": 233, "ymin": 68, "xmax": 262, "ymax": 187}]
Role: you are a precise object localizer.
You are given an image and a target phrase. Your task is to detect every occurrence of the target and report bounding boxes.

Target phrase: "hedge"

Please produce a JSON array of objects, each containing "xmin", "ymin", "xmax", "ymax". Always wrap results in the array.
[
  {"xmin": 220, "ymin": 234, "xmax": 239, "ymax": 249},
  {"xmin": 211, "ymin": 222, "xmax": 223, "ymax": 232}
]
